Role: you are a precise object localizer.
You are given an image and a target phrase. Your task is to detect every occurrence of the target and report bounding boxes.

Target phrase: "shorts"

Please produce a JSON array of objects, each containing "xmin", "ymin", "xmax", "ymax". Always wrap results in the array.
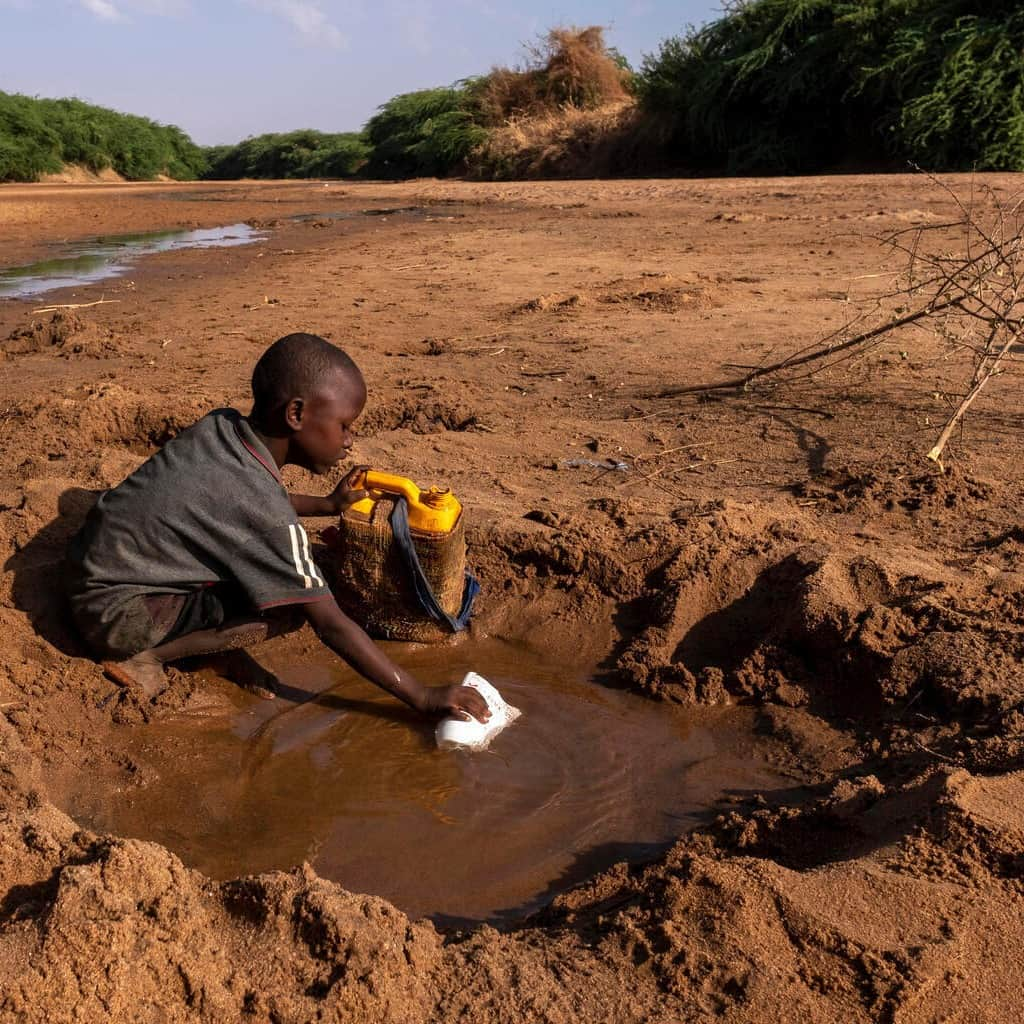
[
  {"xmin": 75, "ymin": 584, "xmax": 249, "ymax": 659},
  {"xmin": 146, "ymin": 585, "xmax": 249, "ymax": 646}
]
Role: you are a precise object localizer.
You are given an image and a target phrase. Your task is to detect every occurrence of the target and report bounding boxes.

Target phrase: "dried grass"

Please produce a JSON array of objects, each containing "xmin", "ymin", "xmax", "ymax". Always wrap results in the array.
[
  {"xmin": 470, "ymin": 99, "xmax": 644, "ymax": 179},
  {"xmin": 475, "ymin": 26, "xmax": 630, "ymax": 125}
]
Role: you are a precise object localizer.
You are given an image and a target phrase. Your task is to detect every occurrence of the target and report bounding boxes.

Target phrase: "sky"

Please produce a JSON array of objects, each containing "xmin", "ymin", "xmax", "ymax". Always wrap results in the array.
[{"xmin": 1, "ymin": 0, "xmax": 722, "ymax": 145}]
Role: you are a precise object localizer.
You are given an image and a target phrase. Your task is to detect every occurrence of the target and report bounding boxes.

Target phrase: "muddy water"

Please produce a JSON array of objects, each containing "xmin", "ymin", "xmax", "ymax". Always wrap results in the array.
[
  {"xmin": 0, "ymin": 223, "xmax": 266, "ymax": 300},
  {"xmin": 66, "ymin": 637, "xmax": 794, "ymax": 926}
]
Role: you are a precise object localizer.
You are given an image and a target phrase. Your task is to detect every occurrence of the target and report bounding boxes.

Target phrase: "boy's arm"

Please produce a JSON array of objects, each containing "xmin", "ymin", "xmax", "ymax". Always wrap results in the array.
[
  {"xmin": 303, "ymin": 597, "xmax": 490, "ymax": 723},
  {"xmin": 289, "ymin": 464, "xmax": 369, "ymax": 518}
]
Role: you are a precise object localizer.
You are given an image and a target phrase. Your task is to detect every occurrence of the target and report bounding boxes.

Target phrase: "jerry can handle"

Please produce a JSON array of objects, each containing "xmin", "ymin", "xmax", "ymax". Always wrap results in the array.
[{"xmin": 351, "ymin": 469, "xmax": 422, "ymax": 505}]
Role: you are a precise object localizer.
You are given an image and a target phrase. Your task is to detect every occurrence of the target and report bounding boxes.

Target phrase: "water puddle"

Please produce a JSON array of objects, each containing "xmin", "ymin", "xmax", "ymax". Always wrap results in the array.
[
  {"xmin": 64, "ymin": 637, "xmax": 794, "ymax": 926},
  {"xmin": 0, "ymin": 223, "xmax": 266, "ymax": 300}
]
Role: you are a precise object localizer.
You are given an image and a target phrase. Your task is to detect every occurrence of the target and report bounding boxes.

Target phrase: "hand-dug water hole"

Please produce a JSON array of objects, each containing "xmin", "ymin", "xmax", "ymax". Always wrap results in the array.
[{"xmin": 63, "ymin": 635, "xmax": 796, "ymax": 926}]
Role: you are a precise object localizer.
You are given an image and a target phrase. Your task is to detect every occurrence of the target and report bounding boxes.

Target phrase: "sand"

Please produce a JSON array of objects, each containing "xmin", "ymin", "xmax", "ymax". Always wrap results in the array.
[{"xmin": 1, "ymin": 175, "xmax": 1023, "ymax": 1022}]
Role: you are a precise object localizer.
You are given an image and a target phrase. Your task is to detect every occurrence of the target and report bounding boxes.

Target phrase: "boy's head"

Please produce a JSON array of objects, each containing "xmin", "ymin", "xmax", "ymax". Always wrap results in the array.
[{"xmin": 251, "ymin": 333, "xmax": 366, "ymax": 474}]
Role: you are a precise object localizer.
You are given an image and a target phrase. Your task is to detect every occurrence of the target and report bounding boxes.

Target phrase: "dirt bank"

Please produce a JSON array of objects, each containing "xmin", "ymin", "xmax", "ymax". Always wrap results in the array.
[{"xmin": 1, "ymin": 175, "xmax": 1023, "ymax": 1022}]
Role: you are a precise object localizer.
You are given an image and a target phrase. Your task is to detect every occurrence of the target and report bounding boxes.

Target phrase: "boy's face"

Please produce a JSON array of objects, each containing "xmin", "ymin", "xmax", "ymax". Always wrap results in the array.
[{"xmin": 288, "ymin": 369, "xmax": 366, "ymax": 475}]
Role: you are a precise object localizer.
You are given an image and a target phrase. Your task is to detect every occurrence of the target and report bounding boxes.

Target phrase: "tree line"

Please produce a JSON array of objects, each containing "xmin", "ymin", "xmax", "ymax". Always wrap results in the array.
[{"xmin": 3, "ymin": 1, "xmax": 1021, "ymax": 183}]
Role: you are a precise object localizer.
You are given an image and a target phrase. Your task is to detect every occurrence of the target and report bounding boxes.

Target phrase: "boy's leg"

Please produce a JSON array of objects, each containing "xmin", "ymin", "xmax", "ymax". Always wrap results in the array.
[{"xmin": 103, "ymin": 609, "xmax": 301, "ymax": 700}]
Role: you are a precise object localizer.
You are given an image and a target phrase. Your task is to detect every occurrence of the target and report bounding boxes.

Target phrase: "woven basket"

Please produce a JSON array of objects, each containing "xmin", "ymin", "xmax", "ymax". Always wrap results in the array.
[{"xmin": 332, "ymin": 496, "xmax": 468, "ymax": 642}]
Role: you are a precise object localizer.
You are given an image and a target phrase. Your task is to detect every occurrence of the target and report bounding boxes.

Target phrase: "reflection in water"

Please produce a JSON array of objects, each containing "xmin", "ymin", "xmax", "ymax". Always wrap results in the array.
[
  {"xmin": 0, "ymin": 223, "xmax": 266, "ymax": 300},
  {"xmin": 66, "ymin": 637, "xmax": 791, "ymax": 926}
]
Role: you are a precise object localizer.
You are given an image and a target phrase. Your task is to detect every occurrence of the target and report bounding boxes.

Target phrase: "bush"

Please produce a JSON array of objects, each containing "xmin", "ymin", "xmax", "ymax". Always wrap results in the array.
[
  {"xmin": 860, "ymin": 1, "xmax": 1024, "ymax": 170},
  {"xmin": 636, "ymin": 0, "xmax": 883, "ymax": 174},
  {"xmin": 470, "ymin": 101, "xmax": 645, "ymax": 180},
  {"xmin": 203, "ymin": 130, "xmax": 370, "ymax": 179},
  {"xmin": 0, "ymin": 94, "xmax": 63, "ymax": 181},
  {"xmin": 0, "ymin": 91, "xmax": 206, "ymax": 182},
  {"xmin": 362, "ymin": 87, "xmax": 487, "ymax": 178},
  {"xmin": 361, "ymin": 27, "xmax": 631, "ymax": 179}
]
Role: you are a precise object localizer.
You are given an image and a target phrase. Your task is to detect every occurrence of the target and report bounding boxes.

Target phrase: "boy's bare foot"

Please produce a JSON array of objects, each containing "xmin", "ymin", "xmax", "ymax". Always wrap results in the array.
[{"xmin": 102, "ymin": 652, "xmax": 169, "ymax": 700}]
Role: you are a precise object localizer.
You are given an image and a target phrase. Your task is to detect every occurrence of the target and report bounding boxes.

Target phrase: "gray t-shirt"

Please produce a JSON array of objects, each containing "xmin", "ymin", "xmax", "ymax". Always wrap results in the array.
[{"xmin": 67, "ymin": 408, "xmax": 331, "ymax": 653}]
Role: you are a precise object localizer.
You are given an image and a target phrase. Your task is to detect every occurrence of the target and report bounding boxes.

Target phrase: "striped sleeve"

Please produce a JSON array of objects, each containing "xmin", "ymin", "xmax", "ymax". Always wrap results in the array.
[{"xmin": 233, "ymin": 521, "xmax": 333, "ymax": 609}]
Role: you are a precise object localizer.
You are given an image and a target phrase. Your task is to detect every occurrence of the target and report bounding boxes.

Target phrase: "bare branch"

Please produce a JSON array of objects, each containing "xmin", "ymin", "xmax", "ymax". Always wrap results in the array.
[{"xmin": 648, "ymin": 297, "xmax": 961, "ymax": 399}]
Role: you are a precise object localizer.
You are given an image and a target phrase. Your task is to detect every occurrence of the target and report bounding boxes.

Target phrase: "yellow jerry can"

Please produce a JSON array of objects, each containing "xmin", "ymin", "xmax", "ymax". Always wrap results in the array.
[
  {"xmin": 347, "ymin": 471, "xmax": 463, "ymax": 534},
  {"xmin": 328, "ymin": 470, "xmax": 478, "ymax": 642}
]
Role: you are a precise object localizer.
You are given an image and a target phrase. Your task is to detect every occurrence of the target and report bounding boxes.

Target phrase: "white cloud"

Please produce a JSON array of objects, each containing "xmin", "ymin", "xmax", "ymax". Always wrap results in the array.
[
  {"xmin": 249, "ymin": 0, "xmax": 347, "ymax": 49},
  {"xmin": 80, "ymin": 0, "xmax": 122, "ymax": 19},
  {"xmin": 75, "ymin": 0, "xmax": 189, "ymax": 20},
  {"xmin": 131, "ymin": 0, "xmax": 190, "ymax": 12}
]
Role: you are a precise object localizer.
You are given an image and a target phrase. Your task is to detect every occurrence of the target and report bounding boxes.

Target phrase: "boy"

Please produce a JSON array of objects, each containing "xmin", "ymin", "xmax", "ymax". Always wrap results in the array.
[{"xmin": 66, "ymin": 332, "xmax": 488, "ymax": 725}]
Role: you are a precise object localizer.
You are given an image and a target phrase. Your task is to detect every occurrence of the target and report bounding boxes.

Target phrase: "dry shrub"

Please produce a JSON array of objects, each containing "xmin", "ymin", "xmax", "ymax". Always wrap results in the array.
[
  {"xmin": 543, "ymin": 27, "xmax": 628, "ymax": 107},
  {"xmin": 471, "ymin": 100, "xmax": 647, "ymax": 179},
  {"xmin": 477, "ymin": 26, "xmax": 630, "ymax": 124}
]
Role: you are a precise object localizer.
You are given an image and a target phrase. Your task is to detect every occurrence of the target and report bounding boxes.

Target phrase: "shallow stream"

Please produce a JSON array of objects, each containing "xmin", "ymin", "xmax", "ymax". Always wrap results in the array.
[
  {"xmin": 66, "ymin": 636, "xmax": 793, "ymax": 926},
  {"xmin": 0, "ymin": 224, "xmax": 266, "ymax": 300},
  {"xmin": 0, "ymin": 207, "xmax": 444, "ymax": 300}
]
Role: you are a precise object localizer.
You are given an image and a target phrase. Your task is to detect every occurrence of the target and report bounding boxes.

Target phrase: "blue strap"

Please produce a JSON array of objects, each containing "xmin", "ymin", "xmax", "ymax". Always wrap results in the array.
[{"xmin": 388, "ymin": 497, "xmax": 479, "ymax": 632}]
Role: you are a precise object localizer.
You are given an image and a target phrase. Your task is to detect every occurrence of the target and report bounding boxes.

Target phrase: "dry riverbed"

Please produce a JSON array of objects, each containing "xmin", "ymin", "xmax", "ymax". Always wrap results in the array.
[{"xmin": 2, "ymin": 175, "xmax": 1024, "ymax": 1022}]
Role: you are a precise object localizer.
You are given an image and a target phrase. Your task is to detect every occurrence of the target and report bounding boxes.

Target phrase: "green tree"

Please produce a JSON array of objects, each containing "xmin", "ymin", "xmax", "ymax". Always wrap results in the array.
[{"xmin": 637, "ymin": 0, "xmax": 1024, "ymax": 174}]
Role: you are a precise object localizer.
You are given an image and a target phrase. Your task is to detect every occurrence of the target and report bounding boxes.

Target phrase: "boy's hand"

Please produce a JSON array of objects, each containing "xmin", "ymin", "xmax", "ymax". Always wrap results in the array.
[
  {"xmin": 303, "ymin": 599, "xmax": 492, "ymax": 724},
  {"xmin": 420, "ymin": 684, "xmax": 491, "ymax": 723},
  {"xmin": 327, "ymin": 464, "xmax": 370, "ymax": 514}
]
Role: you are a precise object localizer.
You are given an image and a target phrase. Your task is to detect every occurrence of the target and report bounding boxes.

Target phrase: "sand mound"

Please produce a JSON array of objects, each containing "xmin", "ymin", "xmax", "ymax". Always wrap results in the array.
[
  {"xmin": 1, "ymin": 312, "xmax": 126, "ymax": 360},
  {"xmin": 511, "ymin": 275, "xmax": 724, "ymax": 318},
  {"xmin": 37, "ymin": 164, "xmax": 126, "ymax": 185},
  {"xmin": 359, "ymin": 395, "xmax": 481, "ymax": 435},
  {"xmin": 0, "ymin": 384, "xmax": 209, "ymax": 462}
]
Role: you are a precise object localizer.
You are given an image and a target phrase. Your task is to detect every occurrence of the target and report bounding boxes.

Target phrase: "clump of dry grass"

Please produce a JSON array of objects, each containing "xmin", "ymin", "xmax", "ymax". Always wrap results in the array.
[
  {"xmin": 466, "ymin": 27, "xmax": 647, "ymax": 179},
  {"xmin": 471, "ymin": 100, "xmax": 642, "ymax": 178},
  {"xmin": 475, "ymin": 27, "xmax": 630, "ymax": 125}
]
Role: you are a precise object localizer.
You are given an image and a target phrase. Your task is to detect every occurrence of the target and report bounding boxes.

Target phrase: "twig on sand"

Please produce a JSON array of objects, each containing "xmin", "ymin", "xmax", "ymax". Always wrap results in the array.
[
  {"xmin": 926, "ymin": 312, "xmax": 1022, "ymax": 469},
  {"xmin": 32, "ymin": 298, "xmax": 120, "ymax": 314},
  {"xmin": 635, "ymin": 456, "xmax": 737, "ymax": 485},
  {"xmin": 635, "ymin": 464, "xmax": 670, "ymax": 484},
  {"xmin": 633, "ymin": 441, "xmax": 718, "ymax": 462},
  {"xmin": 456, "ymin": 345, "xmax": 505, "ymax": 355},
  {"xmin": 926, "ymin": 336, "xmax": 1016, "ymax": 468},
  {"xmin": 912, "ymin": 736, "xmax": 961, "ymax": 764},
  {"xmin": 675, "ymin": 458, "xmax": 739, "ymax": 474},
  {"xmin": 622, "ymin": 408, "xmax": 670, "ymax": 422}
]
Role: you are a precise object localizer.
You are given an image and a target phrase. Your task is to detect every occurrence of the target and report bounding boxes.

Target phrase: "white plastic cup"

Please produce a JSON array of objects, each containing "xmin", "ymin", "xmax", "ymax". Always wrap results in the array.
[{"xmin": 435, "ymin": 672, "xmax": 521, "ymax": 751}]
